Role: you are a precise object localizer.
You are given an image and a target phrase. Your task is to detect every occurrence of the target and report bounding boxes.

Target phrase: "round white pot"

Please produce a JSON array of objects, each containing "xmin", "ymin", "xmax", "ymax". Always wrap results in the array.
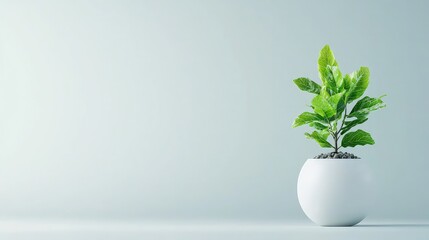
[{"xmin": 297, "ymin": 159, "xmax": 372, "ymax": 226}]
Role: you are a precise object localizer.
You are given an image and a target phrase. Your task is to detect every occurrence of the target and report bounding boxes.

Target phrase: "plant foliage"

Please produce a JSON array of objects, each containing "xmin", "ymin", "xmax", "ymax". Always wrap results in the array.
[{"xmin": 292, "ymin": 45, "xmax": 386, "ymax": 152}]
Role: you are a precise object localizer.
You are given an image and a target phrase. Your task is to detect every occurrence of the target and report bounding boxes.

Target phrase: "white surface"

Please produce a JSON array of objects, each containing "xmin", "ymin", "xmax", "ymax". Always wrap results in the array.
[
  {"xmin": 0, "ymin": 220, "xmax": 428, "ymax": 240},
  {"xmin": 297, "ymin": 159, "xmax": 372, "ymax": 226}
]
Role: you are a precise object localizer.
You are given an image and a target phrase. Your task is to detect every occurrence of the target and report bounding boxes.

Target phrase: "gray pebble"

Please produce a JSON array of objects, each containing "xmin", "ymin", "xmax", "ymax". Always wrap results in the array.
[{"xmin": 313, "ymin": 151, "xmax": 360, "ymax": 159}]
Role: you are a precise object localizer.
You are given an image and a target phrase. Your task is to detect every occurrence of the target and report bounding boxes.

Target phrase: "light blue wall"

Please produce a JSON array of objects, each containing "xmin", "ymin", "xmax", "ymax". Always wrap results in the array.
[{"xmin": 0, "ymin": 0, "xmax": 428, "ymax": 220}]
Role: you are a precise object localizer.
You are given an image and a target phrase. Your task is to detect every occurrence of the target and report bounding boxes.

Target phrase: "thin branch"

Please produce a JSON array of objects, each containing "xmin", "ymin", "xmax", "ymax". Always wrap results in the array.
[
  {"xmin": 338, "ymin": 106, "xmax": 348, "ymax": 136},
  {"xmin": 323, "ymin": 116, "xmax": 336, "ymax": 152}
]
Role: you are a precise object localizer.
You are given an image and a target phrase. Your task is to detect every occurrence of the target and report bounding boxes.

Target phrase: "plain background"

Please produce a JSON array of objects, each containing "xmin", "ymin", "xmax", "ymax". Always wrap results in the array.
[{"xmin": 0, "ymin": 0, "xmax": 428, "ymax": 222}]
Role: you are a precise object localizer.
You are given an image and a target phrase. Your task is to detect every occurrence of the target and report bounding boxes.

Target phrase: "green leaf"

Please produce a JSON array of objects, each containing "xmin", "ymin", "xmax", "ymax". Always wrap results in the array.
[
  {"xmin": 293, "ymin": 78, "xmax": 321, "ymax": 94},
  {"xmin": 325, "ymin": 68, "xmax": 338, "ymax": 93},
  {"xmin": 336, "ymin": 94, "xmax": 346, "ymax": 118},
  {"xmin": 318, "ymin": 45, "xmax": 338, "ymax": 90},
  {"xmin": 348, "ymin": 95, "xmax": 386, "ymax": 118},
  {"xmin": 320, "ymin": 86, "xmax": 331, "ymax": 98},
  {"xmin": 343, "ymin": 73, "xmax": 353, "ymax": 92},
  {"xmin": 348, "ymin": 112, "xmax": 368, "ymax": 120},
  {"xmin": 292, "ymin": 112, "xmax": 326, "ymax": 128},
  {"xmin": 328, "ymin": 65, "xmax": 343, "ymax": 90},
  {"xmin": 340, "ymin": 117, "xmax": 368, "ymax": 135},
  {"xmin": 341, "ymin": 129, "xmax": 375, "ymax": 147},
  {"xmin": 311, "ymin": 95, "xmax": 336, "ymax": 118},
  {"xmin": 311, "ymin": 92, "xmax": 346, "ymax": 120},
  {"xmin": 305, "ymin": 130, "xmax": 333, "ymax": 148},
  {"xmin": 328, "ymin": 91, "xmax": 346, "ymax": 117},
  {"xmin": 309, "ymin": 122, "xmax": 329, "ymax": 130},
  {"xmin": 347, "ymin": 67, "xmax": 370, "ymax": 103}
]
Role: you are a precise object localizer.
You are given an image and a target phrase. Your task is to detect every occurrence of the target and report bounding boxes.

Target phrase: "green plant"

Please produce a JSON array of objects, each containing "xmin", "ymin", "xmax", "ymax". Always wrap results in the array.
[{"xmin": 292, "ymin": 45, "xmax": 386, "ymax": 153}]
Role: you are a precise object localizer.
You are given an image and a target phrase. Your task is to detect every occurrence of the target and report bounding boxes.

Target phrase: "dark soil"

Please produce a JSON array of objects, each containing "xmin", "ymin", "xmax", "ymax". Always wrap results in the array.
[{"xmin": 314, "ymin": 151, "xmax": 360, "ymax": 159}]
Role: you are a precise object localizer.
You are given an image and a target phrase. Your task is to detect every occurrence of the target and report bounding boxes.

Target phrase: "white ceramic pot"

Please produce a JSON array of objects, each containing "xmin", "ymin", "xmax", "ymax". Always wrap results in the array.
[{"xmin": 297, "ymin": 159, "xmax": 372, "ymax": 226}]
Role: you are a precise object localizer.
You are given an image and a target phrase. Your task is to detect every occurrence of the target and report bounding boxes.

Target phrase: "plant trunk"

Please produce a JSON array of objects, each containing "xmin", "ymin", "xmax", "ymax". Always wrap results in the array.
[{"xmin": 334, "ymin": 135, "xmax": 338, "ymax": 153}]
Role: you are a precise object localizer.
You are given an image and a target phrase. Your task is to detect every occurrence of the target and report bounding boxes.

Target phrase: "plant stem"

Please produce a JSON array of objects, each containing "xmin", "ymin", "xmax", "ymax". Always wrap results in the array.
[
  {"xmin": 338, "ymin": 106, "xmax": 348, "ymax": 135},
  {"xmin": 334, "ymin": 134, "xmax": 338, "ymax": 153},
  {"xmin": 334, "ymin": 106, "xmax": 348, "ymax": 153}
]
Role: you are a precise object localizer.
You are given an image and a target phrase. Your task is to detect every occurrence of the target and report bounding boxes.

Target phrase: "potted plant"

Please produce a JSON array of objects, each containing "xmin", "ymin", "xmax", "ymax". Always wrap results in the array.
[{"xmin": 292, "ymin": 45, "xmax": 386, "ymax": 226}]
